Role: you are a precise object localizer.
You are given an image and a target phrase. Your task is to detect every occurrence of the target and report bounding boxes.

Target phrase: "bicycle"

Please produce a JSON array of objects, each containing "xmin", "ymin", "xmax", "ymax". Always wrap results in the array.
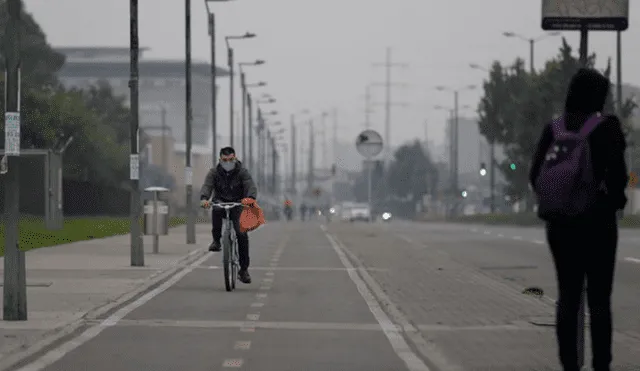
[{"xmin": 204, "ymin": 202, "xmax": 245, "ymax": 292}]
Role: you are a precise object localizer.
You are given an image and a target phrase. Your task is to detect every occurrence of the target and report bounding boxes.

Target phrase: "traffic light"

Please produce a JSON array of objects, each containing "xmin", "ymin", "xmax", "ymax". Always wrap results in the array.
[
  {"xmin": 510, "ymin": 163, "xmax": 516, "ymax": 171},
  {"xmin": 479, "ymin": 162, "xmax": 487, "ymax": 176},
  {"xmin": 461, "ymin": 190, "xmax": 468, "ymax": 198}
]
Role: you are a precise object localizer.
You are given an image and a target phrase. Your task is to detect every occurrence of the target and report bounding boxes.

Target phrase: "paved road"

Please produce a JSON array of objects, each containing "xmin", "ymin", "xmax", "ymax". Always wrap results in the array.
[{"xmin": 6, "ymin": 220, "xmax": 640, "ymax": 371}]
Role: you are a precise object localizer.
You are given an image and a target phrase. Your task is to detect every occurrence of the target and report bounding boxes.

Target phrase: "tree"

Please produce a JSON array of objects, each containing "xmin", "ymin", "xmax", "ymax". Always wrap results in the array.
[
  {"xmin": 386, "ymin": 140, "xmax": 437, "ymax": 199},
  {"xmin": 476, "ymin": 37, "xmax": 637, "ymax": 209},
  {"xmin": 0, "ymin": 0, "xmax": 65, "ymax": 89},
  {"xmin": 0, "ymin": 2, "xmax": 133, "ymax": 188}
]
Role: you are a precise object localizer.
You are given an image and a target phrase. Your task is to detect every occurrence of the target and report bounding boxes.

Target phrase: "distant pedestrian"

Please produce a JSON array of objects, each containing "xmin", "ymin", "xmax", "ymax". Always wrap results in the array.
[{"xmin": 530, "ymin": 68, "xmax": 628, "ymax": 371}]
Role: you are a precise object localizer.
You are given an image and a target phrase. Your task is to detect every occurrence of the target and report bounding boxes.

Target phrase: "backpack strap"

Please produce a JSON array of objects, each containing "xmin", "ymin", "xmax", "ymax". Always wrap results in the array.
[{"xmin": 579, "ymin": 112, "xmax": 604, "ymax": 138}]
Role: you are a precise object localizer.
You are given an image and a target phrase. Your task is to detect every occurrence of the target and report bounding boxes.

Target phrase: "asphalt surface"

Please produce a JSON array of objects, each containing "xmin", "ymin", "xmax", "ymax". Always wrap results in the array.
[{"xmin": 7, "ymin": 220, "xmax": 640, "ymax": 371}]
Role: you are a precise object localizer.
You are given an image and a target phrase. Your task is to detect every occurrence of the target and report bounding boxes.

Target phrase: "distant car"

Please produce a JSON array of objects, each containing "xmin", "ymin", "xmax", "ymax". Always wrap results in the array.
[{"xmin": 349, "ymin": 203, "xmax": 371, "ymax": 222}]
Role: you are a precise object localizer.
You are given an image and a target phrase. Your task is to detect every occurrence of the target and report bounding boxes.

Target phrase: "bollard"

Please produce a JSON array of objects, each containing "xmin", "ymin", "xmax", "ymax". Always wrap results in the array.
[{"xmin": 144, "ymin": 187, "xmax": 170, "ymax": 253}]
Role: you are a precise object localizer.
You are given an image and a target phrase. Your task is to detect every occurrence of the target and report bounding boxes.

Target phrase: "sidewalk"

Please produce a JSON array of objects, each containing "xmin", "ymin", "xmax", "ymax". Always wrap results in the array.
[{"xmin": 0, "ymin": 223, "xmax": 212, "ymax": 368}]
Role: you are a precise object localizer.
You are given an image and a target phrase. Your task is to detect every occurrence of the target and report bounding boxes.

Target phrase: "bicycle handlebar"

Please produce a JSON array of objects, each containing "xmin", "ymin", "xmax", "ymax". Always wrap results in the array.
[{"xmin": 205, "ymin": 202, "xmax": 244, "ymax": 210}]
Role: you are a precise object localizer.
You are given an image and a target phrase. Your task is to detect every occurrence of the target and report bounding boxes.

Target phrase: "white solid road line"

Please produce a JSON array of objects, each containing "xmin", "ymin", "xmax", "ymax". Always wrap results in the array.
[
  {"xmin": 321, "ymin": 225, "xmax": 461, "ymax": 371},
  {"xmin": 624, "ymin": 257, "xmax": 640, "ymax": 264},
  {"xmin": 15, "ymin": 253, "xmax": 212, "ymax": 371}
]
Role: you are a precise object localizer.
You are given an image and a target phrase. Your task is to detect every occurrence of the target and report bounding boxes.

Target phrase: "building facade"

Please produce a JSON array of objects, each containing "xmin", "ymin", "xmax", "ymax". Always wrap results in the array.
[{"xmin": 55, "ymin": 47, "xmax": 228, "ymax": 149}]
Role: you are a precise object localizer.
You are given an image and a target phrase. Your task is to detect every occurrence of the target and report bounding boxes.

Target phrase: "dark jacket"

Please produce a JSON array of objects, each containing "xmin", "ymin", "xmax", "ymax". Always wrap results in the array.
[
  {"xmin": 529, "ymin": 68, "xmax": 628, "ymax": 218},
  {"xmin": 199, "ymin": 161, "xmax": 257, "ymax": 202}
]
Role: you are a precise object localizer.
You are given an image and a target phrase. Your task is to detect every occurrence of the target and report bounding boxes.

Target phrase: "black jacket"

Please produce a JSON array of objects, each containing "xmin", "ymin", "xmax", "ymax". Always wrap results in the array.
[
  {"xmin": 199, "ymin": 161, "xmax": 257, "ymax": 202},
  {"xmin": 529, "ymin": 68, "xmax": 628, "ymax": 217}
]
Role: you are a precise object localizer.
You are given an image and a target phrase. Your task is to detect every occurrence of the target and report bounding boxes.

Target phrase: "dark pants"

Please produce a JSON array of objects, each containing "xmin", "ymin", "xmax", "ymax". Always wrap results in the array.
[
  {"xmin": 546, "ymin": 218, "xmax": 617, "ymax": 371},
  {"xmin": 211, "ymin": 206, "xmax": 250, "ymax": 270}
]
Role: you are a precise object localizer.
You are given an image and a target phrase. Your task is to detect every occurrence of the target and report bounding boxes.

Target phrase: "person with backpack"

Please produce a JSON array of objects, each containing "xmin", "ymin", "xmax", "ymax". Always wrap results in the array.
[{"xmin": 530, "ymin": 68, "xmax": 628, "ymax": 371}]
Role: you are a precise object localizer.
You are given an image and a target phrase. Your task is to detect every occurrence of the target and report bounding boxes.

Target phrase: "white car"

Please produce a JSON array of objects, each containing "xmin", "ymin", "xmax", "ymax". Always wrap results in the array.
[{"xmin": 348, "ymin": 203, "xmax": 371, "ymax": 222}]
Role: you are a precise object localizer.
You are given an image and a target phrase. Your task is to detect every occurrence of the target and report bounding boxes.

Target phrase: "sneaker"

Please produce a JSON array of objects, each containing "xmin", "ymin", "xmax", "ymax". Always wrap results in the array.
[
  {"xmin": 208, "ymin": 241, "xmax": 221, "ymax": 252},
  {"xmin": 238, "ymin": 270, "xmax": 252, "ymax": 284}
]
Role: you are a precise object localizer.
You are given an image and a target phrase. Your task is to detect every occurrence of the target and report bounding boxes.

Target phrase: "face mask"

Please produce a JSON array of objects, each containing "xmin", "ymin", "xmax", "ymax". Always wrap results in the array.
[{"xmin": 220, "ymin": 160, "xmax": 236, "ymax": 172}]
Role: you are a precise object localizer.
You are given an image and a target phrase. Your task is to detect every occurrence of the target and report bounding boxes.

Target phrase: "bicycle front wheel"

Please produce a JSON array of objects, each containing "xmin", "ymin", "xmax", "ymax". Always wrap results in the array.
[{"xmin": 222, "ymin": 232, "xmax": 233, "ymax": 292}]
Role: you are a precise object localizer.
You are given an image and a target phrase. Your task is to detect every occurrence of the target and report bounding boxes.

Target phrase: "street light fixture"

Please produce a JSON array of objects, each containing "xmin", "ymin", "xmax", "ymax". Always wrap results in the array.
[
  {"xmin": 469, "ymin": 63, "xmax": 489, "ymax": 72},
  {"xmin": 225, "ymin": 32, "xmax": 256, "ymax": 148},
  {"xmin": 502, "ymin": 31, "xmax": 561, "ymax": 73}
]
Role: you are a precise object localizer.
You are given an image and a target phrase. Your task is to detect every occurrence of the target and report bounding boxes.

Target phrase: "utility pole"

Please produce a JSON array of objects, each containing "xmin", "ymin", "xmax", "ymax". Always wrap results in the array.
[
  {"xmin": 161, "ymin": 105, "xmax": 168, "ymax": 173},
  {"xmin": 3, "ymin": 0, "xmax": 27, "ymax": 321},
  {"xmin": 271, "ymin": 137, "xmax": 277, "ymax": 194},
  {"xmin": 228, "ymin": 47, "xmax": 235, "ymax": 148},
  {"xmin": 256, "ymin": 108, "xmax": 263, "ymax": 188},
  {"xmin": 184, "ymin": 0, "xmax": 195, "ymax": 244},
  {"xmin": 423, "ymin": 119, "xmax": 428, "ymax": 148},
  {"xmin": 321, "ymin": 112, "xmax": 327, "ymax": 169},
  {"xmin": 372, "ymin": 47, "xmax": 408, "ymax": 164},
  {"xmin": 240, "ymin": 71, "xmax": 247, "ymax": 161},
  {"xmin": 128, "ymin": 0, "xmax": 144, "ymax": 267},
  {"xmin": 290, "ymin": 114, "xmax": 296, "ymax": 193},
  {"xmin": 207, "ymin": 11, "xmax": 217, "ymax": 165},
  {"xmin": 489, "ymin": 140, "xmax": 496, "ymax": 213},
  {"xmin": 331, "ymin": 108, "xmax": 338, "ymax": 206},
  {"xmin": 247, "ymin": 93, "xmax": 253, "ymax": 172},
  {"xmin": 307, "ymin": 119, "xmax": 315, "ymax": 192},
  {"xmin": 364, "ymin": 85, "xmax": 373, "ymax": 129}
]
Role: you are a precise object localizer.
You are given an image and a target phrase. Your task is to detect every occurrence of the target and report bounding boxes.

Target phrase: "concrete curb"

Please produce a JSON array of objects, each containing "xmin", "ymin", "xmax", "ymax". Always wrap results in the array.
[{"xmin": 0, "ymin": 247, "xmax": 209, "ymax": 371}]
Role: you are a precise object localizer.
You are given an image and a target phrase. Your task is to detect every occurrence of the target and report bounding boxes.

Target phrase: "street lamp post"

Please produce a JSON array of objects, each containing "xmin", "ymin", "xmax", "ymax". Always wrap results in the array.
[
  {"xmin": 435, "ymin": 85, "xmax": 475, "ymax": 216},
  {"xmin": 127, "ymin": 0, "xmax": 144, "ymax": 266},
  {"xmin": 502, "ymin": 31, "xmax": 561, "ymax": 73},
  {"xmin": 259, "ymin": 110, "xmax": 278, "ymax": 193},
  {"xmin": 290, "ymin": 109, "xmax": 309, "ymax": 195},
  {"xmin": 3, "ymin": 0, "xmax": 27, "ymax": 321},
  {"xmin": 204, "ymin": 0, "xmax": 232, "ymax": 165},
  {"xmin": 239, "ymin": 61, "xmax": 265, "ymax": 162},
  {"xmin": 185, "ymin": 0, "xmax": 196, "ymax": 244},
  {"xmin": 469, "ymin": 63, "xmax": 497, "ymax": 213},
  {"xmin": 225, "ymin": 32, "xmax": 256, "ymax": 148},
  {"xmin": 434, "ymin": 102, "xmax": 472, "ymax": 217},
  {"xmin": 245, "ymin": 81, "xmax": 266, "ymax": 173}
]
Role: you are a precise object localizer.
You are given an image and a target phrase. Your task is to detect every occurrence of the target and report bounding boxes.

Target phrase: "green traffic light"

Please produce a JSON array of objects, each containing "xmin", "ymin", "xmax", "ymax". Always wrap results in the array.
[{"xmin": 510, "ymin": 163, "xmax": 516, "ymax": 170}]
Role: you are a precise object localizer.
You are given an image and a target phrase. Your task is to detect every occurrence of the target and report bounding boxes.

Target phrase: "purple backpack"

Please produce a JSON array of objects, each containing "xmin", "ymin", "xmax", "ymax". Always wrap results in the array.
[{"xmin": 535, "ymin": 113, "xmax": 604, "ymax": 221}]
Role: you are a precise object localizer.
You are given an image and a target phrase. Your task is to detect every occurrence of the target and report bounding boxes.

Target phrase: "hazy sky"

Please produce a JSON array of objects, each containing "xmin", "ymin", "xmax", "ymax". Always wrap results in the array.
[{"xmin": 23, "ymin": 0, "xmax": 640, "ymax": 151}]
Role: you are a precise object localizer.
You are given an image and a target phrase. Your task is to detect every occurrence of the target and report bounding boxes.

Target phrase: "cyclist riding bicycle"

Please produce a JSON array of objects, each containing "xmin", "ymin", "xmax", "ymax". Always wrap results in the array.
[{"xmin": 200, "ymin": 146, "xmax": 257, "ymax": 284}]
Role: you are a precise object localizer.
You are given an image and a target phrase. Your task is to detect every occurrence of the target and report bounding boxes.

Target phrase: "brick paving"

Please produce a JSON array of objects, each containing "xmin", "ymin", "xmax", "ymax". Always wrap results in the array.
[{"xmin": 327, "ymin": 222, "xmax": 640, "ymax": 371}]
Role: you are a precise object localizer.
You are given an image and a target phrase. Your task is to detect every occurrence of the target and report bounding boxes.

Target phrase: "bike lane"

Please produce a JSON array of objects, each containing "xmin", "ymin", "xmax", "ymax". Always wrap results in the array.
[{"xmin": 10, "ymin": 222, "xmax": 417, "ymax": 371}]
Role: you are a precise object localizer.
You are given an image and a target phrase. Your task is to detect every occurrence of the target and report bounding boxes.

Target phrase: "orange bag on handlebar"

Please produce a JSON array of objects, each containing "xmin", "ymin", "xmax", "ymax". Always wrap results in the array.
[{"xmin": 239, "ymin": 203, "xmax": 266, "ymax": 233}]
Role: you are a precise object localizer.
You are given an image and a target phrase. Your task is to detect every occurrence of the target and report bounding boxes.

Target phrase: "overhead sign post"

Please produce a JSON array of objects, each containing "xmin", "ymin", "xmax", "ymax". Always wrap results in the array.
[
  {"xmin": 542, "ymin": 0, "xmax": 629, "ymax": 65},
  {"xmin": 355, "ymin": 129, "xmax": 383, "ymax": 222},
  {"xmin": 542, "ymin": 0, "xmax": 629, "ymax": 31}
]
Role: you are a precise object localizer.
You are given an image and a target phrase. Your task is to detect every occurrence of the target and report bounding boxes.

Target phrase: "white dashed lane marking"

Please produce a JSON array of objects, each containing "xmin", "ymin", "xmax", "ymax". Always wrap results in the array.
[
  {"xmin": 222, "ymin": 358, "xmax": 244, "ymax": 368},
  {"xmin": 234, "ymin": 341, "xmax": 251, "ymax": 350},
  {"xmin": 624, "ymin": 257, "xmax": 640, "ymax": 264}
]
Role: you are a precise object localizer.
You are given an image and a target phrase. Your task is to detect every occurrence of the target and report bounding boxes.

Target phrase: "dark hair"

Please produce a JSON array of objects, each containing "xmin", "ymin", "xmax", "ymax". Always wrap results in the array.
[{"xmin": 220, "ymin": 147, "xmax": 235, "ymax": 156}]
